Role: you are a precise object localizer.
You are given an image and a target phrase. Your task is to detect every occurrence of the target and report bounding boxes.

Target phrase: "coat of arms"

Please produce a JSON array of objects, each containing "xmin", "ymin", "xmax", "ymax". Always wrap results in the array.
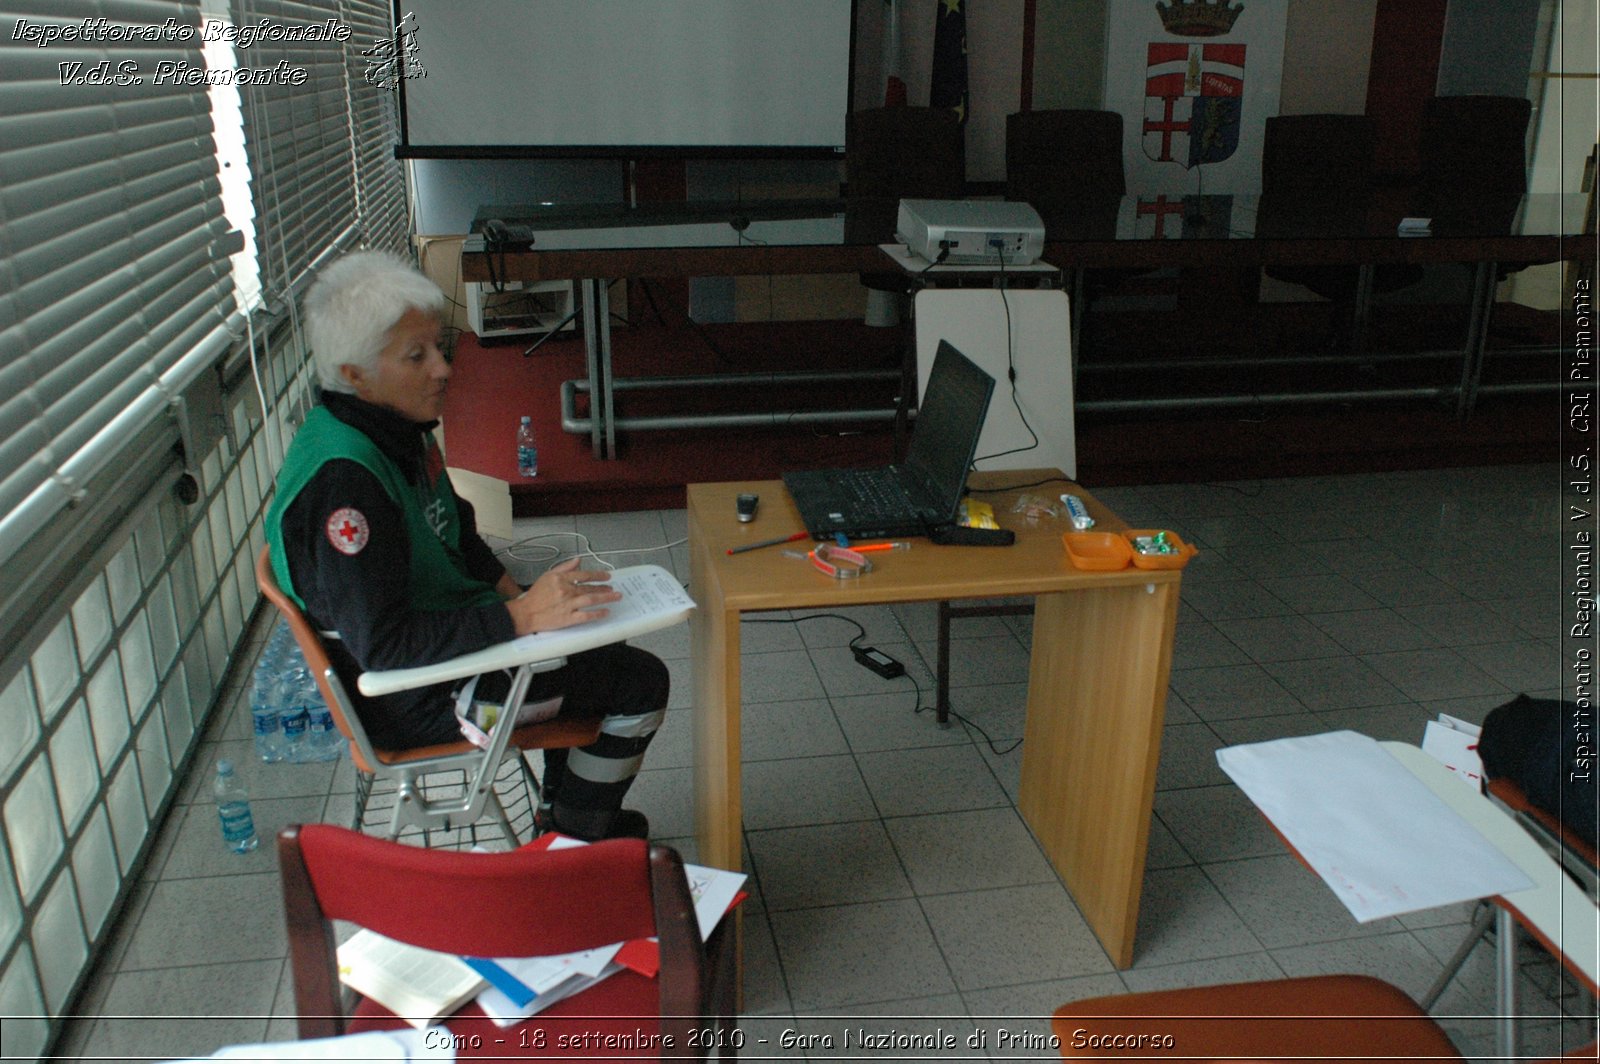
[{"xmin": 1143, "ymin": 41, "xmax": 1245, "ymax": 168}]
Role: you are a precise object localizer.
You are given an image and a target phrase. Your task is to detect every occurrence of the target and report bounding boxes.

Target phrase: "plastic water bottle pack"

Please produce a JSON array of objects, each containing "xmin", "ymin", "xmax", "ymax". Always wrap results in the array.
[{"xmin": 250, "ymin": 619, "xmax": 344, "ymax": 764}]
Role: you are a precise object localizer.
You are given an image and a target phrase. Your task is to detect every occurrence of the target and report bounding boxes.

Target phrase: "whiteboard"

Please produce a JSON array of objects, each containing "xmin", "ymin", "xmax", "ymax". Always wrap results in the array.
[
  {"xmin": 397, "ymin": 0, "xmax": 854, "ymax": 155},
  {"xmin": 913, "ymin": 289, "xmax": 1075, "ymax": 480}
]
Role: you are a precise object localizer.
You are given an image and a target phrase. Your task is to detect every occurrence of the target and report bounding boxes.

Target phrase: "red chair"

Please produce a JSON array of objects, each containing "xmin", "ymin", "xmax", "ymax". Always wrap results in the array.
[{"xmin": 278, "ymin": 823, "xmax": 736, "ymax": 1057}]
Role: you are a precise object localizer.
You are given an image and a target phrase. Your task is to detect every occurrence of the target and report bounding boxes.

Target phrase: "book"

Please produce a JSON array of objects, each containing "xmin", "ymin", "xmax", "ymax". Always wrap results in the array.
[
  {"xmin": 359, "ymin": 564, "xmax": 696, "ymax": 697},
  {"xmin": 336, "ymin": 929, "xmax": 487, "ymax": 1030}
]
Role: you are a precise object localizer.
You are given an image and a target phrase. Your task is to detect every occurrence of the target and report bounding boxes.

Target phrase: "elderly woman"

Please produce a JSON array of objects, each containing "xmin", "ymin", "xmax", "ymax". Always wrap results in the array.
[{"xmin": 264, "ymin": 251, "xmax": 664, "ymax": 841}]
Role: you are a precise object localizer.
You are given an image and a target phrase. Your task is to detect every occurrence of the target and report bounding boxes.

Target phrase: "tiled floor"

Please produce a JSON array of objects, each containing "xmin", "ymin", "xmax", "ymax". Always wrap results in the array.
[{"xmin": 50, "ymin": 462, "xmax": 1594, "ymax": 1062}]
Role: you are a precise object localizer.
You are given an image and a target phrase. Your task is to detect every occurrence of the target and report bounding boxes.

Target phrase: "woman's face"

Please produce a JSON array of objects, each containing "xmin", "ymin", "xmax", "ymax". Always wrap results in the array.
[{"xmin": 340, "ymin": 307, "xmax": 450, "ymax": 423}]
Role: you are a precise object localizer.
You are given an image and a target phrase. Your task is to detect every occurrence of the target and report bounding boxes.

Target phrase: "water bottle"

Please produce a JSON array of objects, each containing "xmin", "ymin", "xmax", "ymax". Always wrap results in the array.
[
  {"xmin": 309, "ymin": 705, "xmax": 344, "ymax": 761},
  {"xmin": 303, "ymin": 678, "xmax": 342, "ymax": 762},
  {"xmin": 279, "ymin": 667, "xmax": 311, "ymax": 763},
  {"xmin": 249, "ymin": 643, "xmax": 286, "ymax": 763},
  {"xmin": 516, "ymin": 415, "xmax": 538, "ymax": 478},
  {"xmin": 214, "ymin": 759, "xmax": 259, "ymax": 853}
]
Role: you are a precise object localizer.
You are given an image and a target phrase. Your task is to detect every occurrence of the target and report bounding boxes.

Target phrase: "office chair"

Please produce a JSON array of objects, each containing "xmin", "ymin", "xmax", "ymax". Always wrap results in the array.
[
  {"xmin": 278, "ymin": 823, "xmax": 735, "ymax": 1054},
  {"xmin": 1003, "ymin": 109, "xmax": 1131, "ymax": 361},
  {"xmin": 1416, "ymin": 94, "xmax": 1532, "ymax": 207},
  {"xmin": 1423, "ymin": 774, "xmax": 1598, "ymax": 1030},
  {"xmin": 845, "ymin": 105, "xmax": 966, "ymax": 203},
  {"xmin": 844, "ymin": 106, "xmax": 965, "ymax": 321},
  {"xmin": 1416, "ymin": 94, "xmax": 1535, "ymax": 281},
  {"xmin": 1256, "ymin": 114, "xmax": 1422, "ymax": 348},
  {"xmin": 1004, "ymin": 109, "xmax": 1126, "ymax": 209},
  {"xmin": 256, "ymin": 548, "xmax": 601, "ymax": 847}
]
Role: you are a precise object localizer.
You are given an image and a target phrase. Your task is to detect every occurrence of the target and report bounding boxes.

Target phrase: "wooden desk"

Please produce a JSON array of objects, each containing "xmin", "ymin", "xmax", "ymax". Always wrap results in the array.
[{"xmin": 686, "ymin": 470, "xmax": 1183, "ymax": 968}]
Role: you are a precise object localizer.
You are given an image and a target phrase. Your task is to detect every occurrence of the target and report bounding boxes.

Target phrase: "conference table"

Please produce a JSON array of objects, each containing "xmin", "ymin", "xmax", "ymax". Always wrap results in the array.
[
  {"xmin": 462, "ymin": 192, "xmax": 1591, "ymax": 456},
  {"xmin": 686, "ymin": 470, "xmax": 1182, "ymax": 969}
]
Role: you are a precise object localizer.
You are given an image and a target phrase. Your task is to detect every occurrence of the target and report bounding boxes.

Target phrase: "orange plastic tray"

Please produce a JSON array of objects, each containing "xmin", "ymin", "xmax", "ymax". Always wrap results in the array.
[
  {"xmin": 1062, "ymin": 531, "xmax": 1134, "ymax": 571},
  {"xmin": 1124, "ymin": 529, "xmax": 1198, "ymax": 569}
]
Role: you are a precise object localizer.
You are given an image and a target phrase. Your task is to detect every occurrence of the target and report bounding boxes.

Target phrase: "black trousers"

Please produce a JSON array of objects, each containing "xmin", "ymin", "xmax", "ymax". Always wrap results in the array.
[{"xmin": 409, "ymin": 643, "xmax": 669, "ymax": 832}]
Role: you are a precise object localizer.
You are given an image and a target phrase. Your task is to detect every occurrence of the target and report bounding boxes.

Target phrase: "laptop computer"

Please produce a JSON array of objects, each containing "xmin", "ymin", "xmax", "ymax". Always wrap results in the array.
[{"xmin": 782, "ymin": 340, "xmax": 996, "ymax": 541}]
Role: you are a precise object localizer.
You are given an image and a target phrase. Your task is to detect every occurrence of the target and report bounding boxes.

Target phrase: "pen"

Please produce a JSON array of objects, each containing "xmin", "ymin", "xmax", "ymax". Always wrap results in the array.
[
  {"xmin": 727, "ymin": 531, "xmax": 809, "ymax": 555},
  {"xmin": 851, "ymin": 542, "xmax": 910, "ymax": 553}
]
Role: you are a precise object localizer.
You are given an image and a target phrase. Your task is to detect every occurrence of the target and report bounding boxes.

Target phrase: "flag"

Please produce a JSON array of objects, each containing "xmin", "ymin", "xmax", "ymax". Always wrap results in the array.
[
  {"xmin": 882, "ymin": 0, "xmax": 907, "ymax": 106},
  {"xmin": 929, "ymin": 0, "xmax": 968, "ymax": 122}
]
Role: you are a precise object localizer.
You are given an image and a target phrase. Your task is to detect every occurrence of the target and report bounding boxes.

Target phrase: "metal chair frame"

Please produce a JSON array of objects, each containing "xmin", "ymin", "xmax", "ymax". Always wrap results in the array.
[{"xmin": 256, "ymin": 547, "xmax": 599, "ymax": 846}]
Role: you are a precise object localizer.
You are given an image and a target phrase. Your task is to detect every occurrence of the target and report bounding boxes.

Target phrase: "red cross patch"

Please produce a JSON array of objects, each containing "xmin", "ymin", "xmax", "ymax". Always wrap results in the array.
[{"xmin": 325, "ymin": 507, "xmax": 370, "ymax": 555}]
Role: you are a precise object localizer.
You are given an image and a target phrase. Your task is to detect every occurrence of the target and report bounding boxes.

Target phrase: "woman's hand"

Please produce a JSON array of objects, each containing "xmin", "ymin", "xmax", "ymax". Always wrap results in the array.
[{"xmin": 504, "ymin": 557, "xmax": 621, "ymax": 636}]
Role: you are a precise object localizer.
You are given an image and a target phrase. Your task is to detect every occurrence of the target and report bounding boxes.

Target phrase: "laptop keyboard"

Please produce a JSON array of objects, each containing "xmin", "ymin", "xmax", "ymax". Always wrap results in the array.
[{"xmin": 833, "ymin": 468, "xmax": 916, "ymax": 520}]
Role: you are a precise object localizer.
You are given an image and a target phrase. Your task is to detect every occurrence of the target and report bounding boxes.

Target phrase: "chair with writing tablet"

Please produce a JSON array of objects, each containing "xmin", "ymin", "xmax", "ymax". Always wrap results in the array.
[
  {"xmin": 1051, "ymin": 742, "xmax": 1599, "ymax": 1062},
  {"xmin": 1421, "ymin": 773, "xmax": 1599, "ymax": 1038},
  {"xmin": 277, "ymin": 823, "xmax": 735, "ymax": 1056},
  {"xmin": 256, "ymin": 547, "xmax": 601, "ymax": 847}
]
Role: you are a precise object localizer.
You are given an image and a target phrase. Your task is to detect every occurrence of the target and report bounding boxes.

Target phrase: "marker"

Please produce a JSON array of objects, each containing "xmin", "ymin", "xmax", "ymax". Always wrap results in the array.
[
  {"xmin": 727, "ymin": 532, "xmax": 809, "ymax": 555},
  {"xmin": 851, "ymin": 542, "xmax": 910, "ymax": 553}
]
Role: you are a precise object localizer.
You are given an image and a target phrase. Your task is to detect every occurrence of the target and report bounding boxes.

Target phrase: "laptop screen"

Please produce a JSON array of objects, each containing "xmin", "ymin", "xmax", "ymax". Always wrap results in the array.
[{"xmin": 904, "ymin": 341, "xmax": 997, "ymax": 514}]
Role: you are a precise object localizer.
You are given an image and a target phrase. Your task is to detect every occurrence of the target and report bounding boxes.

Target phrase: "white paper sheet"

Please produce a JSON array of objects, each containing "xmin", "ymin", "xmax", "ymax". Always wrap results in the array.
[{"xmin": 1216, "ymin": 730, "xmax": 1533, "ymax": 922}]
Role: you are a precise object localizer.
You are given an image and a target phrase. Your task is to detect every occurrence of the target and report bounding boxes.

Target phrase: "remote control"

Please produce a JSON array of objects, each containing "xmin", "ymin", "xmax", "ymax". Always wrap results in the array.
[{"xmin": 929, "ymin": 524, "xmax": 1016, "ymax": 546}]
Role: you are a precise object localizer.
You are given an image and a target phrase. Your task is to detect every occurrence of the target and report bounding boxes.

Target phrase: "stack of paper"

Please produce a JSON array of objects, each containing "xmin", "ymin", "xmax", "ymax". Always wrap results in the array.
[
  {"xmin": 472, "ymin": 834, "xmax": 748, "ymax": 1027},
  {"xmin": 1216, "ymin": 730, "xmax": 1532, "ymax": 922}
]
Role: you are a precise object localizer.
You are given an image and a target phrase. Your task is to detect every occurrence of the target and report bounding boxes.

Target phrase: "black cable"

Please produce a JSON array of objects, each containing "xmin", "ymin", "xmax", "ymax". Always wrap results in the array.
[
  {"xmin": 965, "ymin": 474, "xmax": 1071, "ymax": 494},
  {"xmin": 740, "ymin": 614, "xmax": 1022, "ymax": 756},
  {"xmin": 905, "ymin": 670, "xmax": 1022, "ymax": 756},
  {"xmin": 918, "ymin": 245, "xmax": 951, "ymax": 275},
  {"xmin": 975, "ymin": 258, "xmax": 1041, "ymax": 466},
  {"xmin": 741, "ymin": 612, "xmax": 868, "ymax": 647}
]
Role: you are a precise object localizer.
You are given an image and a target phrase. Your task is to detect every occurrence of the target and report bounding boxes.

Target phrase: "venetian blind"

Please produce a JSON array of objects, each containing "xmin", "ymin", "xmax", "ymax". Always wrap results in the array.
[
  {"xmin": 231, "ymin": 0, "xmax": 359, "ymax": 295},
  {"xmin": 341, "ymin": 0, "xmax": 408, "ymax": 254},
  {"xmin": 0, "ymin": 0, "xmax": 237, "ymax": 564}
]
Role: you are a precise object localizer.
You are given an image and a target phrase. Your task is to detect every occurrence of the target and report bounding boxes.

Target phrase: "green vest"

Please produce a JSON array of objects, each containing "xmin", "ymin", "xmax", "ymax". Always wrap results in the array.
[{"xmin": 266, "ymin": 405, "xmax": 502, "ymax": 616}]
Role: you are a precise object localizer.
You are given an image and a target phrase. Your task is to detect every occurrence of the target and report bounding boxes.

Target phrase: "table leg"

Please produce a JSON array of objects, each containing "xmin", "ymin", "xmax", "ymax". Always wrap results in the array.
[
  {"xmin": 1069, "ymin": 266, "xmax": 1085, "ymax": 392},
  {"xmin": 596, "ymin": 280, "xmax": 616, "ymax": 459},
  {"xmin": 690, "ymin": 605, "xmax": 743, "ymax": 874},
  {"xmin": 1352, "ymin": 263, "xmax": 1375, "ymax": 361},
  {"xmin": 578, "ymin": 279, "xmax": 605, "ymax": 459},
  {"xmin": 1456, "ymin": 260, "xmax": 1498, "ymax": 420},
  {"xmin": 1496, "ymin": 904, "xmax": 1518, "ymax": 1059},
  {"xmin": 1017, "ymin": 580, "xmax": 1180, "ymax": 968}
]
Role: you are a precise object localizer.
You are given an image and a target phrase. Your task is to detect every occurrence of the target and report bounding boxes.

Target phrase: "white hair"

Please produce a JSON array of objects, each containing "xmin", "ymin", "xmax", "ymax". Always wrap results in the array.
[{"xmin": 303, "ymin": 251, "xmax": 446, "ymax": 394}]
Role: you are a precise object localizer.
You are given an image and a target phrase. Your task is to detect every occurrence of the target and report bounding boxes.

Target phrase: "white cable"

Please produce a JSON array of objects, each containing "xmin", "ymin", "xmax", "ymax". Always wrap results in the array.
[{"xmin": 494, "ymin": 532, "xmax": 688, "ymax": 573}]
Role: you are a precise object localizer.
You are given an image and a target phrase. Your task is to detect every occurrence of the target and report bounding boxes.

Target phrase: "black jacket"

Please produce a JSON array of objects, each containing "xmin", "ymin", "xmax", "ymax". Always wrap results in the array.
[{"xmin": 278, "ymin": 391, "xmax": 514, "ymax": 747}]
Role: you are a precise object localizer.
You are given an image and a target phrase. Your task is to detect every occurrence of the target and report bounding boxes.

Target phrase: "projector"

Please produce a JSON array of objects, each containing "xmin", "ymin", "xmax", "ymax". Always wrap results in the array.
[{"xmin": 896, "ymin": 198, "xmax": 1045, "ymax": 266}]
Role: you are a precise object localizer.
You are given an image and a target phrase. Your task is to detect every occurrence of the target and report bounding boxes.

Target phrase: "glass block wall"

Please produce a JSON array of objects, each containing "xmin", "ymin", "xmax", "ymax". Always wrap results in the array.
[{"xmin": 0, "ymin": 336, "xmax": 306, "ymax": 1060}]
